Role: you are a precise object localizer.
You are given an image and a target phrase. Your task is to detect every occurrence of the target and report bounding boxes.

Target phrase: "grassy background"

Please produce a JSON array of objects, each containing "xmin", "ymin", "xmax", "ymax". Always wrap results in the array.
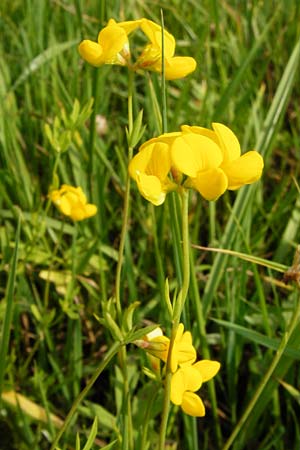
[{"xmin": 1, "ymin": 0, "xmax": 300, "ymax": 449}]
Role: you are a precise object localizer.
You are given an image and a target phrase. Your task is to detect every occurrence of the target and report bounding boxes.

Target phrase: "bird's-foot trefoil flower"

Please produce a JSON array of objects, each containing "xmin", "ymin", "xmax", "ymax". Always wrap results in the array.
[
  {"xmin": 78, "ymin": 18, "xmax": 197, "ymax": 80},
  {"xmin": 49, "ymin": 184, "xmax": 97, "ymax": 221},
  {"xmin": 128, "ymin": 133, "xmax": 179, "ymax": 205},
  {"xmin": 78, "ymin": 18, "xmax": 141, "ymax": 67},
  {"xmin": 136, "ymin": 324, "xmax": 196, "ymax": 371},
  {"xmin": 176, "ymin": 123, "xmax": 264, "ymax": 200},
  {"xmin": 170, "ymin": 360, "xmax": 221, "ymax": 417},
  {"xmin": 135, "ymin": 19, "xmax": 197, "ymax": 80},
  {"xmin": 129, "ymin": 123, "xmax": 264, "ymax": 205}
]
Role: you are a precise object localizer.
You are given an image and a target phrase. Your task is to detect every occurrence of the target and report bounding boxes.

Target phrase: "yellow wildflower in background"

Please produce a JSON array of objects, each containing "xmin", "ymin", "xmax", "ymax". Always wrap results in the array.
[
  {"xmin": 135, "ymin": 19, "xmax": 197, "ymax": 80},
  {"xmin": 78, "ymin": 18, "xmax": 140, "ymax": 66},
  {"xmin": 129, "ymin": 123, "xmax": 264, "ymax": 204},
  {"xmin": 78, "ymin": 18, "xmax": 196, "ymax": 80},
  {"xmin": 170, "ymin": 360, "xmax": 220, "ymax": 417},
  {"xmin": 49, "ymin": 184, "xmax": 97, "ymax": 221}
]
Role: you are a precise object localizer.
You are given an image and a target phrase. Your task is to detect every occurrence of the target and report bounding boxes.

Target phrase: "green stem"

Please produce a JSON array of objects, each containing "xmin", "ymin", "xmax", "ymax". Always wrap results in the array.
[
  {"xmin": 50, "ymin": 342, "xmax": 122, "ymax": 450},
  {"xmin": 223, "ymin": 291, "xmax": 300, "ymax": 450},
  {"xmin": 114, "ymin": 69, "xmax": 135, "ymax": 450},
  {"xmin": 88, "ymin": 68, "xmax": 100, "ymax": 196},
  {"xmin": 115, "ymin": 69, "xmax": 134, "ymax": 318},
  {"xmin": 158, "ymin": 189, "xmax": 190, "ymax": 449},
  {"xmin": 190, "ymin": 250, "xmax": 222, "ymax": 447}
]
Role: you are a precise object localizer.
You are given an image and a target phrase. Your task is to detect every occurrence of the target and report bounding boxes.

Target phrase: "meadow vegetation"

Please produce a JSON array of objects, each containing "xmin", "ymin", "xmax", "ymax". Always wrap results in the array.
[{"xmin": 1, "ymin": 1, "xmax": 300, "ymax": 449}]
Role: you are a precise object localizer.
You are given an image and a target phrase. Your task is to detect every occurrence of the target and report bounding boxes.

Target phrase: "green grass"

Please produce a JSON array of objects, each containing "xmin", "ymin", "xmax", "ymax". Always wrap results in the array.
[{"xmin": 1, "ymin": 1, "xmax": 300, "ymax": 449}]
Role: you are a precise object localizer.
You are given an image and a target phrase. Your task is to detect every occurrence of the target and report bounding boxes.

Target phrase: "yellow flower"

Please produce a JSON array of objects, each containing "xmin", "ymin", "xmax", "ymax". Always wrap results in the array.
[
  {"xmin": 136, "ymin": 19, "xmax": 197, "ymax": 80},
  {"xmin": 78, "ymin": 18, "xmax": 141, "ymax": 67},
  {"xmin": 170, "ymin": 323, "xmax": 197, "ymax": 373},
  {"xmin": 49, "ymin": 184, "xmax": 97, "ymax": 221},
  {"xmin": 170, "ymin": 360, "xmax": 220, "ymax": 417},
  {"xmin": 128, "ymin": 133, "xmax": 179, "ymax": 205},
  {"xmin": 137, "ymin": 324, "xmax": 196, "ymax": 372},
  {"xmin": 79, "ymin": 18, "xmax": 196, "ymax": 80},
  {"xmin": 173, "ymin": 123, "xmax": 264, "ymax": 200},
  {"xmin": 142, "ymin": 327, "xmax": 170, "ymax": 362}
]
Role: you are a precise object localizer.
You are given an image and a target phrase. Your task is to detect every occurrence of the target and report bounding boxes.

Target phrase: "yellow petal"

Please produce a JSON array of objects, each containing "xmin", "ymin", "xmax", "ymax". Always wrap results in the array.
[
  {"xmin": 223, "ymin": 151, "xmax": 264, "ymax": 190},
  {"xmin": 164, "ymin": 56, "xmax": 197, "ymax": 80},
  {"xmin": 140, "ymin": 19, "xmax": 175, "ymax": 56},
  {"xmin": 136, "ymin": 172, "xmax": 166, "ymax": 206},
  {"xmin": 212, "ymin": 122, "xmax": 241, "ymax": 163},
  {"xmin": 170, "ymin": 368, "xmax": 186, "ymax": 405},
  {"xmin": 118, "ymin": 19, "xmax": 143, "ymax": 35},
  {"xmin": 98, "ymin": 24, "xmax": 128, "ymax": 63},
  {"xmin": 171, "ymin": 324, "xmax": 197, "ymax": 372},
  {"xmin": 58, "ymin": 196, "xmax": 72, "ymax": 216},
  {"xmin": 129, "ymin": 146, "xmax": 153, "ymax": 180},
  {"xmin": 193, "ymin": 360, "xmax": 221, "ymax": 382},
  {"xmin": 181, "ymin": 125, "xmax": 219, "ymax": 146},
  {"xmin": 78, "ymin": 40, "xmax": 104, "ymax": 66},
  {"xmin": 181, "ymin": 392, "xmax": 205, "ymax": 417},
  {"xmin": 172, "ymin": 134, "xmax": 223, "ymax": 177},
  {"xmin": 189, "ymin": 168, "xmax": 228, "ymax": 200},
  {"xmin": 84, "ymin": 204, "xmax": 98, "ymax": 218}
]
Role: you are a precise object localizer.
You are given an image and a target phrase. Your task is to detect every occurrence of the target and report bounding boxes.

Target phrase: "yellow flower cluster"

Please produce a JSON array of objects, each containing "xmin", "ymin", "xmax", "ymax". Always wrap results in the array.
[
  {"xmin": 129, "ymin": 123, "xmax": 264, "ymax": 205},
  {"xmin": 78, "ymin": 18, "xmax": 196, "ymax": 80},
  {"xmin": 49, "ymin": 184, "xmax": 97, "ymax": 221},
  {"xmin": 144, "ymin": 324, "xmax": 220, "ymax": 417}
]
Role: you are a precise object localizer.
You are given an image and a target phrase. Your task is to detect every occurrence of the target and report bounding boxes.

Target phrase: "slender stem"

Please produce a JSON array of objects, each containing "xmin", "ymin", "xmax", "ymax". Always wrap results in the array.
[
  {"xmin": 158, "ymin": 189, "xmax": 190, "ymax": 449},
  {"xmin": 88, "ymin": 68, "xmax": 100, "ymax": 196},
  {"xmin": 190, "ymin": 250, "xmax": 222, "ymax": 447},
  {"xmin": 223, "ymin": 291, "xmax": 300, "ymax": 450},
  {"xmin": 173, "ymin": 189, "xmax": 190, "ymax": 322},
  {"xmin": 160, "ymin": 9, "xmax": 167, "ymax": 134},
  {"xmin": 114, "ymin": 69, "xmax": 135, "ymax": 450},
  {"xmin": 115, "ymin": 70, "xmax": 134, "ymax": 318},
  {"xmin": 50, "ymin": 342, "xmax": 122, "ymax": 450}
]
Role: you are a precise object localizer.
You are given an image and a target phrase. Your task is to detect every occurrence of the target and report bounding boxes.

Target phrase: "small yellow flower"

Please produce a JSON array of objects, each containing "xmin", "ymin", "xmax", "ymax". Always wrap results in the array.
[
  {"xmin": 170, "ymin": 360, "xmax": 220, "ymax": 417},
  {"xmin": 138, "ymin": 324, "xmax": 196, "ymax": 372},
  {"xmin": 175, "ymin": 123, "xmax": 264, "ymax": 200},
  {"xmin": 79, "ymin": 18, "xmax": 196, "ymax": 80},
  {"xmin": 136, "ymin": 19, "xmax": 197, "ymax": 80},
  {"xmin": 130, "ymin": 123, "xmax": 264, "ymax": 205},
  {"xmin": 78, "ymin": 18, "xmax": 140, "ymax": 67},
  {"xmin": 170, "ymin": 323, "xmax": 197, "ymax": 373},
  {"xmin": 49, "ymin": 184, "xmax": 97, "ymax": 221},
  {"xmin": 128, "ymin": 133, "xmax": 179, "ymax": 205}
]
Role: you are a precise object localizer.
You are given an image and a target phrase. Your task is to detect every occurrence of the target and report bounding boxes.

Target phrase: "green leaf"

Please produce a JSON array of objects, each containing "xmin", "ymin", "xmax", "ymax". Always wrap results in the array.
[{"xmin": 0, "ymin": 214, "xmax": 20, "ymax": 402}]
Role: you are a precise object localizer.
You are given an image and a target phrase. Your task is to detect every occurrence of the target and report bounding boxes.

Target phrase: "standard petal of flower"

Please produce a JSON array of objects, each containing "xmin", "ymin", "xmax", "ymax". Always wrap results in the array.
[
  {"xmin": 140, "ymin": 19, "xmax": 175, "ymax": 57},
  {"xmin": 181, "ymin": 391, "xmax": 206, "ymax": 417},
  {"xmin": 164, "ymin": 56, "xmax": 197, "ymax": 80},
  {"xmin": 78, "ymin": 40, "xmax": 104, "ymax": 66},
  {"xmin": 171, "ymin": 325, "xmax": 197, "ymax": 372},
  {"xmin": 212, "ymin": 122, "xmax": 241, "ymax": 163},
  {"xmin": 190, "ymin": 168, "xmax": 228, "ymax": 201},
  {"xmin": 98, "ymin": 24, "xmax": 128, "ymax": 63},
  {"xmin": 172, "ymin": 134, "xmax": 223, "ymax": 178},
  {"xmin": 181, "ymin": 125, "xmax": 219, "ymax": 146},
  {"xmin": 136, "ymin": 172, "xmax": 166, "ymax": 206},
  {"xmin": 117, "ymin": 19, "xmax": 143, "ymax": 35},
  {"xmin": 193, "ymin": 360, "xmax": 221, "ymax": 382},
  {"xmin": 223, "ymin": 151, "xmax": 264, "ymax": 190}
]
